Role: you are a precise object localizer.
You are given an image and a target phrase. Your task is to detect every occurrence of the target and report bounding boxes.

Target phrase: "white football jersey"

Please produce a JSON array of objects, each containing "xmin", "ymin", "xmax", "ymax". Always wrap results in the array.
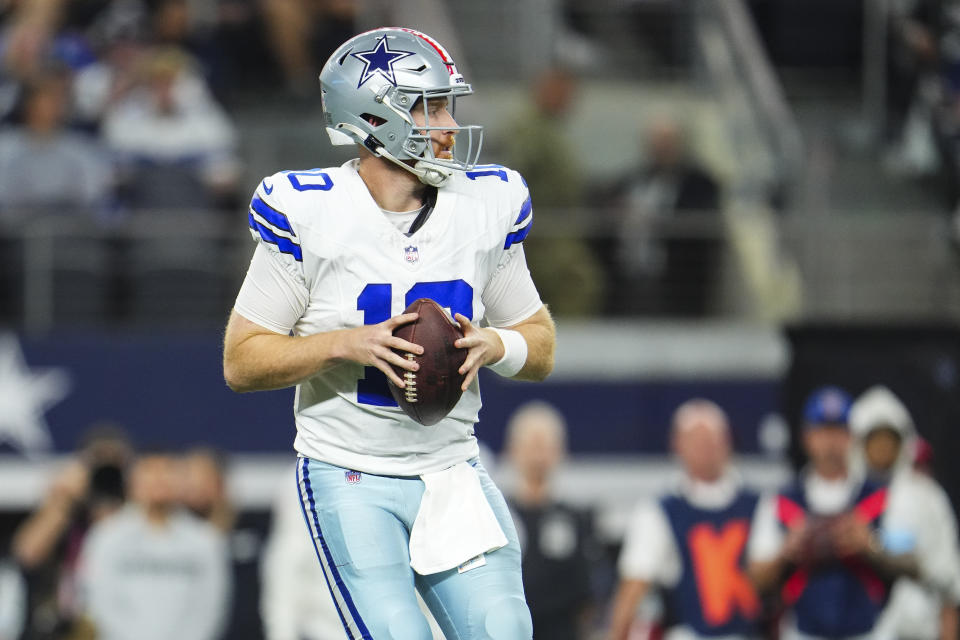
[{"xmin": 234, "ymin": 160, "xmax": 540, "ymax": 476}]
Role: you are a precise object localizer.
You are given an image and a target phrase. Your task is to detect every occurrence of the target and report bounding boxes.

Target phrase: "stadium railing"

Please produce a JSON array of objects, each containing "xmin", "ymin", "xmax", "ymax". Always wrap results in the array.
[{"xmin": 0, "ymin": 207, "xmax": 958, "ymax": 330}]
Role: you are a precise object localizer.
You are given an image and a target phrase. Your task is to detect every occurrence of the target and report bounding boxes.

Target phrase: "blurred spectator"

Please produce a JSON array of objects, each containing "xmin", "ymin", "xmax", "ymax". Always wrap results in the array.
[
  {"xmin": 205, "ymin": 0, "xmax": 278, "ymax": 96},
  {"xmin": 605, "ymin": 115, "xmax": 721, "ymax": 317},
  {"xmin": 608, "ymin": 399, "xmax": 761, "ymax": 640},
  {"xmin": 179, "ymin": 448, "xmax": 234, "ymax": 534},
  {"xmin": 0, "ymin": 559, "xmax": 26, "ymax": 640},
  {"xmin": 504, "ymin": 401, "xmax": 600, "ymax": 640},
  {"xmin": 2, "ymin": 0, "xmax": 283, "ymax": 101},
  {"xmin": 884, "ymin": 0, "xmax": 941, "ymax": 175},
  {"xmin": 0, "ymin": 68, "xmax": 112, "ymax": 222},
  {"xmin": 849, "ymin": 386, "xmax": 960, "ymax": 640},
  {"xmin": 78, "ymin": 448, "xmax": 230, "ymax": 640},
  {"xmin": 73, "ymin": 26, "xmax": 148, "ymax": 129},
  {"xmin": 260, "ymin": 0, "xmax": 357, "ymax": 94},
  {"xmin": 749, "ymin": 387, "xmax": 919, "ymax": 640},
  {"xmin": 11, "ymin": 423, "xmax": 130, "ymax": 639},
  {"xmin": 149, "ymin": 0, "xmax": 219, "ymax": 77},
  {"xmin": 102, "ymin": 46, "xmax": 240, "ymax": 211},
  {"xmin": 504, "ymin": 67, "xmax": 583, "ymax": 209},
  {"xmin": 885, "ymin": 1, "xmax": 960, "ymax": 223},
  {"xmin": 0, "ymin": 0, "xmax": 61, "ymax": 82},
  {"xmin": 178, "ymin": 448, "xmax": 252, "ymax": 639},
  {"xmin": 503, "ymin": 67, "xmax": 605, "ymax": 317},
  {"xmin": 0, "ymin": 0, "xmax": 98, "ymax": 122}
]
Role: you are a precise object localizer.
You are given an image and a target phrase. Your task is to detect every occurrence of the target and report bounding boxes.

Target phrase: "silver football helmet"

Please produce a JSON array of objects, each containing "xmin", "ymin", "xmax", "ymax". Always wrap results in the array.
[{"xmin": 319, "ymin": 28, "xmax": 483, "ymax": 187}]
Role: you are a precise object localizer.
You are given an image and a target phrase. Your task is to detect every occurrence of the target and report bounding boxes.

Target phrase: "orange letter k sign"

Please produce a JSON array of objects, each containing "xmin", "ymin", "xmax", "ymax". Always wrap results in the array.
[{"xmin": 688, "ymin": 520, "xmax": 760, "ymax": 626}]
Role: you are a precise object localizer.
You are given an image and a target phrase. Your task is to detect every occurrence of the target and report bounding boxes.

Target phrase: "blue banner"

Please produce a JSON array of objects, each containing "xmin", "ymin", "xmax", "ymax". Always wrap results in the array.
[{"xmin": 0, "ymin": 332, "xmax": 779, "ymax": 456}]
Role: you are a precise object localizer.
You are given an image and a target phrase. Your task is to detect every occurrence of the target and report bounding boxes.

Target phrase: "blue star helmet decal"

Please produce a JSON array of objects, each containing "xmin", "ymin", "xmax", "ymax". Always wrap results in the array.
[{"xmin": 351, "ymin": 35, "xmax": 415, "ymax": 89}]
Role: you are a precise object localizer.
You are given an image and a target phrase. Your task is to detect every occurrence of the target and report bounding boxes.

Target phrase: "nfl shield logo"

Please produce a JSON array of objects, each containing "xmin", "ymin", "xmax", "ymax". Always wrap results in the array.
[
  {"xmin": 344, "ymin": 470, "xmax": 361, "ymax": 484},
  {"xmin": 404, "ymin": 245, "xmax": 419, "ymax": 264}
]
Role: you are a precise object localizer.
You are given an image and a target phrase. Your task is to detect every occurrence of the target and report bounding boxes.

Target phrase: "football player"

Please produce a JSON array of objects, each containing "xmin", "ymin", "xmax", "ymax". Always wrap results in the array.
[{"xmin": 222, "ymin": 27, "xmax": 555, "ymax": 640}]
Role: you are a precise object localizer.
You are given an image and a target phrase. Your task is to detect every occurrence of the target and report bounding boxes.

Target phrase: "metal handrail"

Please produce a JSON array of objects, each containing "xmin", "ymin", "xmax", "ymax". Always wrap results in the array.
[
  {"xmin": 3, "ymin": 213, "xmax": 250, "ymax": 332},
  {"xmin": 695, "ymin": 0, "xmax": 804, "ymax": 201}
]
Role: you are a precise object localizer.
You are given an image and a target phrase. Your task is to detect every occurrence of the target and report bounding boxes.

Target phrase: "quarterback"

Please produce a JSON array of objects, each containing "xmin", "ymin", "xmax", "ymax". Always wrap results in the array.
[{"xmin": 223, "ymin": 28, "xmax": 555, "ymax": 640}]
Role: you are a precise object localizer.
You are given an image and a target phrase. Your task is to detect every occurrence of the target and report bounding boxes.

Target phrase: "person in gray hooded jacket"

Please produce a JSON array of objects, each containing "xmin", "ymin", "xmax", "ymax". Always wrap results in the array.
[{"xmin": 849, "ymin": 386, "xmax": 960, "ymax": 640}]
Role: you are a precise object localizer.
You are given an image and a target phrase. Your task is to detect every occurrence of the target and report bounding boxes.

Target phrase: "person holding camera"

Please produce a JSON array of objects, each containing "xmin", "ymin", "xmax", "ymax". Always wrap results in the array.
[
  {"xmin": 748, "ymin": 387, "xmax": 919, "ymax": 640},
  {"xmin": 77, "ymin": 448, "xmax": 230, "ymax": 640},
  {"xmin": 11, "ymin": 425, "xmax": 130, "ymax": 639}
]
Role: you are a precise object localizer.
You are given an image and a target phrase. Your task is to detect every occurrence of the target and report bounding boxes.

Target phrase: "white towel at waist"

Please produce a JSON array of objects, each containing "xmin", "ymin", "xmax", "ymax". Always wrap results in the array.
[{"xmin": 408, "ymin": 461, "xmax": 508, "ymax": 575}]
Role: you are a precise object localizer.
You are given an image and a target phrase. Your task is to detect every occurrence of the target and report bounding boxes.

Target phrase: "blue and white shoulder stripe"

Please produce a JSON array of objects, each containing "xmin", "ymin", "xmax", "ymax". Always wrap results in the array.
[
  {"xmin": 504, "ymin": 190, "xmax": 533, "ymax": 250},
  {"xmin": 464, "ymin": 164, "xmax": 535, "ymax": 250},
  {"xmin": 247, "ymin": 184, "xmax": 302, "ymax": 262}
]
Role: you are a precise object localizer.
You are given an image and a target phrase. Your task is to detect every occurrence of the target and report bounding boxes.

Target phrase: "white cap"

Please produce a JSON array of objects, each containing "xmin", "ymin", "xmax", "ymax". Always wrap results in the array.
[{"xmin": 849, "ymin": 385, "xmax": 914, "ymax": 438}]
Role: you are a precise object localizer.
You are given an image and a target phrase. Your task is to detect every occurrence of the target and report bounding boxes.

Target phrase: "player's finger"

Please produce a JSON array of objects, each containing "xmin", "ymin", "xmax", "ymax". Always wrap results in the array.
[
  {"xmin": 386, "ymin": 312, "xmax": 419, "ymax": 328},
  {"xmin": 454, "ymin": 313, "xmax": 473, "ymax": 332},
  {"xmin": 374, "ymin": 360, "xmax": 407, "ymax": 388},
  {"xmin": 453, "ymin": 335, "xmax": 478, "ymax": 349},
  {"xmin": 461, "ymin": 364, "xmax": 480, "ymax": 390},
  {"xmin": 389, "ymin": 337, "xmax": 424, "ymax": 355},
  {"xmin": 458, "ymin": 350, "xmax": 482, "ymax": 376},
  {"xmin": 381, "ymin": 348, "xmax": 419, "ymax": 371}
]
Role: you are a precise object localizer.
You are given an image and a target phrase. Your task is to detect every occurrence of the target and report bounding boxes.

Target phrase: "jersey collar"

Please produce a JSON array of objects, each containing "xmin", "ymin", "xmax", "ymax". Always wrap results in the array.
[{"xmin": 343, "ymin": 159, "xmax": 454, "ymax": 242}]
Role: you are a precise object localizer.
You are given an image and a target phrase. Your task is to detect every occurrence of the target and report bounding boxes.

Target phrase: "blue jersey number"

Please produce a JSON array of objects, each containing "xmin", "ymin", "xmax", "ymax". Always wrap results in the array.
[
  {"xmin": 286, "ymin": 170, "xmax": 334, "ymax": 191},
  {"xmin": 466, "ymin": 168, "xmax": 508, "ymax": 182},
  {"xmin": 355, "ymin": 280, "xmax": 473, "ymax": 406}
]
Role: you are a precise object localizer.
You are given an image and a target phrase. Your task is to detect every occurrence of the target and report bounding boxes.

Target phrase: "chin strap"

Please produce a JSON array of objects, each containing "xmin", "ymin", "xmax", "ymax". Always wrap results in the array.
[
  {"xmin": 412, "ymin": 159, "xmax": 454, "ymax": 187},
  {"xmin": 335, "ymin": 123, "xmax": 454, "ymax": 187}
]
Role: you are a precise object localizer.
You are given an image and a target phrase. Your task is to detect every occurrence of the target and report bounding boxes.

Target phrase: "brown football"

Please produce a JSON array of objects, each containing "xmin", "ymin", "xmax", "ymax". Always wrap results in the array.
[{"xmin": 389, "ymin": 298, "xmax": 467, "ymax": 425}]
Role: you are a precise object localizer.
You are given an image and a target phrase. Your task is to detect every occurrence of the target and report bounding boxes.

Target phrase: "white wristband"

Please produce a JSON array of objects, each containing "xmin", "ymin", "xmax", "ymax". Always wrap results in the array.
[{"xmin": 487, "ymin": 328, "xmax": 528, "ymax": 378}]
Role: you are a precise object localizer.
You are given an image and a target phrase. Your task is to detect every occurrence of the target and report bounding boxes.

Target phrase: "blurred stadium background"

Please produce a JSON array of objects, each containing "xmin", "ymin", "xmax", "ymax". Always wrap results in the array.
[{"xmin": 1, "ymin": 0, "xmax": 960, "ymax": 638}]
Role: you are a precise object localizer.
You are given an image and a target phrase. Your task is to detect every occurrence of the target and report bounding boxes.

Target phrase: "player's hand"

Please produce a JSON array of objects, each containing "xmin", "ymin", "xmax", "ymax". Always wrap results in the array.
[
  {"xmin": 341, "ymin": 313, "xmax": 423, "ymax": 388},
  {"xmin": 831, "ymin": 514, "xmax": 874, "ymax": 558},
  {"xmin": 453, "ymin": 314, "xmax": 504, "ymax": 391}
]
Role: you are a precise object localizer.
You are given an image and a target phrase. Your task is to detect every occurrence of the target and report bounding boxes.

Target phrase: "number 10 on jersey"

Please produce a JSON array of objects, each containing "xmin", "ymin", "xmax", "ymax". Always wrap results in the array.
[{"xmin": 355, "ymin": 280, "xmax": 473, "ymax": 406}]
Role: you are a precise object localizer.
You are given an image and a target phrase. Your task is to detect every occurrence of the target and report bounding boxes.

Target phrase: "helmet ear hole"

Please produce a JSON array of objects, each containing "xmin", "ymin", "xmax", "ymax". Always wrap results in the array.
[{"xmin": 360, "ymin": 113, "xmax": 387, "ymax": 127}]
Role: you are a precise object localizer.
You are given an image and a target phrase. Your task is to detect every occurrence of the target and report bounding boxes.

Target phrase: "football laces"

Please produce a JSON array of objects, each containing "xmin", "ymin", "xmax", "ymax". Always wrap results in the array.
[{"xmin": 403, "ymin": 353, "xmax": 418, "ymax": 403}]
